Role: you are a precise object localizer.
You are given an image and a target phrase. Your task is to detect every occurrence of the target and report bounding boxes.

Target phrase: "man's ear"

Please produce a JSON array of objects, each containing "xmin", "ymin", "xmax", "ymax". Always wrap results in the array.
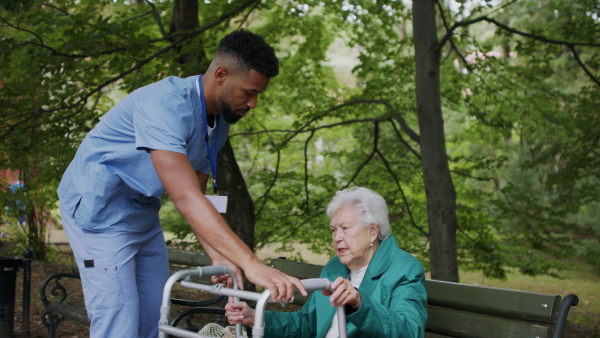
[{"xmin": 214, "ymin": 66, "xmax": 228, "ymax": 85}]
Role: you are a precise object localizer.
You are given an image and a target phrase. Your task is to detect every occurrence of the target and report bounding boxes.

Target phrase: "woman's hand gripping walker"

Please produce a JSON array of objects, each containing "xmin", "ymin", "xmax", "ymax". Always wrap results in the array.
[{"xmin": 158, "ymin": 266, "xmax": 347, "ymax": 338}]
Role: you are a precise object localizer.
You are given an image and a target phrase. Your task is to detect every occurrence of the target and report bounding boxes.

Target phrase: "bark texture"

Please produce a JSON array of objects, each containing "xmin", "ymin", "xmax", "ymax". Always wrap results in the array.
[
  {"xmin": 217, "ymin": 140, "xmax": 256, "ymax": 251},
  {"xmin": 171, "ymin": 0, "xmax": 255, "ymax": 250},
  {"xmin": 412, "ymin": 0, "xmax": 459, "ymax": 282},
  {"xmin": 171, "ymin": 0, "xmax": 206, "ymax": 73}
]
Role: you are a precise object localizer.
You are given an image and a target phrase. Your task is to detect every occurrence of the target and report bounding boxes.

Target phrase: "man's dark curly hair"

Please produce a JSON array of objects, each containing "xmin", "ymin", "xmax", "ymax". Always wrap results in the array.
[{"xmin": 216, "ymin": 30, "xmax": 279, "ymax": 78}]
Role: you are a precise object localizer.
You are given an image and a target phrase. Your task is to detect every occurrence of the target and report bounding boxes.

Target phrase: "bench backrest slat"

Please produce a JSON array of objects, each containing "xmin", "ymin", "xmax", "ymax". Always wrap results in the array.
[
  {"xmin": 167, "ymin": 249, "xmax": 212, "ymax": 267},
  {"xmin": 427, "ymin": 306, "xmax": 554, "ymax": 338},
  {"xmin": 270, "ymin": 259, "xmax": 324, "ymax": 280},
  {"xmin": 426, "ymin": 280, "xmax": 560, "ymax": 323}
]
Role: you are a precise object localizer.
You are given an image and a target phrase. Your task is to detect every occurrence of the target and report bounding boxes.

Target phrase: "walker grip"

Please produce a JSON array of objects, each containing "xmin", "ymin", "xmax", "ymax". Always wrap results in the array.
[
  {"xmin": 199, "ymin": 265, "xmax": 229, "ymax": 276},
  {"xmin": 300, "ymin": 278, "xmax": 332, "ymax": 292}
]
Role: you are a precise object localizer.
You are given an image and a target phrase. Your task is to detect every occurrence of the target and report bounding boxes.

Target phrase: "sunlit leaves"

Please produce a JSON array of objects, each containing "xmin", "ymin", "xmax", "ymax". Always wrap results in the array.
[{"xmin": 2, "ymin": 0, "xmax": 598, "ymax": 274}]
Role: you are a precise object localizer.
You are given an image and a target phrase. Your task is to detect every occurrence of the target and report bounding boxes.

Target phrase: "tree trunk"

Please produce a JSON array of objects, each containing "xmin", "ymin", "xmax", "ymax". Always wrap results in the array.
[
  {"xmin": 217, "ymin": 140, "xmax": 255, "ymax": 250},
  {"xmin": 171, "ymin": 0, "xmax": 207, "ymax": 73},
  {"xmin": 170, "ymin": 0, "xmax": 256, "ymax": 250},
  {"xmin": 171, "ymin": 0, "xmax": 199, "ymax": 32},
  {"xmin": 217, "ymin": 140, "xmax": 256, "ymax": 291},
  {"xmin": 412, "ymin": 0, "xmax": 459, "ymax": 282}
]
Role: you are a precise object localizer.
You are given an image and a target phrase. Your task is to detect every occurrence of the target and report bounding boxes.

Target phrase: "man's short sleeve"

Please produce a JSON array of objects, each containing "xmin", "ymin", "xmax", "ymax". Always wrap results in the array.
[{"xmin": 133, "ymin": 92, "xmax": 195, "ymax": 154}]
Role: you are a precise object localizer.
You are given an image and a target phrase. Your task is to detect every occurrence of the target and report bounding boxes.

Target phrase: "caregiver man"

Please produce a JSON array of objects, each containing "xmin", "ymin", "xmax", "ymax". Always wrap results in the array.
[{"xmin": 57, "ymin": 30, "xmax": 306, "ymax": 337}]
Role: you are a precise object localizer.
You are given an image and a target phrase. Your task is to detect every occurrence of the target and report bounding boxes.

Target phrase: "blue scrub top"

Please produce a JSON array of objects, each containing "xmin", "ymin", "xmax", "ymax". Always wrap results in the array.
[{"xmin": 57, "ymin": 75, "xmax": 230, "ymax": 232}]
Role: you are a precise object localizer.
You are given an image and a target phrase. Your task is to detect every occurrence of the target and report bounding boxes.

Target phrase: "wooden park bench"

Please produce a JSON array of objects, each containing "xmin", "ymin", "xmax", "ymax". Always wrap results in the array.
[
  {"xmin": 269, "ymin": 258, "xmax": 580, "ymax": 338},
  {"xmin": 40, "ymin": 251, "xmax": 580, "ymax": 338}
]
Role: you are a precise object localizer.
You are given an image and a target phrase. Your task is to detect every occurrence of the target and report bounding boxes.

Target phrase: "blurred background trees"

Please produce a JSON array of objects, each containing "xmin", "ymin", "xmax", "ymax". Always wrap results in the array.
[{"xmin": 1, "ymin": 0, "xmax": 598, "ymax": 282}]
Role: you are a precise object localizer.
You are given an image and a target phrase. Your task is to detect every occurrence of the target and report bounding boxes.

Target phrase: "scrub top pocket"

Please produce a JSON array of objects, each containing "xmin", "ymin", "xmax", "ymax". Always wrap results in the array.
[{"xmin": 75, "ymin": 165, "xmax": 125, "ymax": 230}]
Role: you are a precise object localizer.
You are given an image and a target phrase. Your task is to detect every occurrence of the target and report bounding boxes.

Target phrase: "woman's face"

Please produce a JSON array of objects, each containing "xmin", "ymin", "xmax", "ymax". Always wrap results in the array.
[{"xmin": 330, "ymin": 204, "xmax": 379, "ymax": 270}]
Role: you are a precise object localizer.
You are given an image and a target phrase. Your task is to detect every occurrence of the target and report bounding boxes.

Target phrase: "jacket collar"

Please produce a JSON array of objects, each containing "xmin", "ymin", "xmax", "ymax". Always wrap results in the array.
[
  {"xmin": 323, "ymin": 235, "xmax": 399, "ymax": 281},
  {"xmin": 316, "ymin": 236, "xmax": 400, "ymax": 334}
]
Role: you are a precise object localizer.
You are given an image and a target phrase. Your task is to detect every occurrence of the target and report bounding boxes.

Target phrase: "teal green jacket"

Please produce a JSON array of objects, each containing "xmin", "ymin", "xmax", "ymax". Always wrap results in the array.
[{"xmin": 263, "ymin": 235, "xmax": 428, "ymax": 337}]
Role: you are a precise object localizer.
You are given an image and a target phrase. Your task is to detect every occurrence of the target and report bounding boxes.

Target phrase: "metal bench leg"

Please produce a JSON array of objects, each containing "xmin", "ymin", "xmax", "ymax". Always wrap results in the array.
[{"xmin": 41, "ymin": 310, "xmax": 63, "ymax": 338}]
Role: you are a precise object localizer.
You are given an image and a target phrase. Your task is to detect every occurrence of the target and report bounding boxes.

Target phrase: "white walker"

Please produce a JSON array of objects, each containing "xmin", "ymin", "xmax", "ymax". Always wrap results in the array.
[{"xmin": 158, "ymin": 266, "xmax": 348, "ymax": 338}]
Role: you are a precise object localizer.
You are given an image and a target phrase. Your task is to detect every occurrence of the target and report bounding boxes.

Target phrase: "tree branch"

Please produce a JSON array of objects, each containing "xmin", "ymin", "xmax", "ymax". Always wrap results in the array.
[
  {"xmin": 40, "ymin": 2, "xmax": 71, "ymax": 16},
  {"xmin": 269, "ymin": 210, "xmax": 326, "ymax": 245},
  {"xmin": 343, "ymin": 122, "xmax": 379, "ymax": 190},
  {"xmin": 435, "ymin": 0, "xmax": 451, "ymax": 35},
  {"xmin": 122, "ymin": 10, "xmax": 154, "ymax": 23},
  {"xmin": 1, "ymin": 0, "xmax": 260, "ymax": 139},
  {"xmin": 376, "ymin": 149, "xmax": 428, "ymax": 237},
  {"xmin": 230, "ymin": 117, "xmax": 386, "ymax": 138},
  {"xmin": 389, "ymin": 118, "xmax": 421, "ymax": 160},
  {"xmin": 440, "ymin": 14, "xmax": 600, "ymax": 50},
  {"xmin": 236, "ymin": 0, "xmax": 261, "ymax": 30},
  {"xmin": 303, "ymin": 131, "xmax": 315, "ymax": 208},
  {"xmin": 451, "ymin": 170, "xmax": 495, "ymax": 181},
  {"xmin": 254, "ymin": 148, "xmax": 282, "ymax": 216},
  {"xmin": 446, "ymin": 34, "xmax": 513, "ymax": 106},
  {"xmin": 485, "ymin": 17, "xmax": 600, "ymax": 47},
  {"xmin": 146, "ymin": 0, "xmax": 168, "ymax": 37},
  {"xmin": 242, "ymin": 116, "xmax": 273, "ymax": 180},
  {"xmin": 3, "ymin": 0, "xmax": 261, "ymax": 59},
  {"xmin": 494, "ymin": 178, "xmax": 535, "ymax": 229},
  {"xmin": 278, "ymin": 99, "xmax": 420, "ymax": 150},
  {"xmin": 567, "ymin": 45, "xmax": 600, "ymax": 87}
]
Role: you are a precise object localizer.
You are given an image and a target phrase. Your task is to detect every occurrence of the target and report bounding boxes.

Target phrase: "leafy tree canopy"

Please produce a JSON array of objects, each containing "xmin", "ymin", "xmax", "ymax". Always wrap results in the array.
[{"xmin": 1, "ymin": 0, "xmax": 598, "ymax": 279}]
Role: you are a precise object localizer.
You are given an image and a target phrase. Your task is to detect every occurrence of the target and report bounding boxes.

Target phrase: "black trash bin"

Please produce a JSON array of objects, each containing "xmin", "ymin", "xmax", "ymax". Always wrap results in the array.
[{"xmin": 0, "ymin": 257, "xmax": 21, "ymax": 338}]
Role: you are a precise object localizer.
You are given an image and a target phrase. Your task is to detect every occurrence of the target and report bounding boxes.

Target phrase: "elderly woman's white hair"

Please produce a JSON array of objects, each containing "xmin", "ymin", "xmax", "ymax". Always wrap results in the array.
[{"xmin": 326, "ymin": 187, "xmax": 391, "ymax": 241}]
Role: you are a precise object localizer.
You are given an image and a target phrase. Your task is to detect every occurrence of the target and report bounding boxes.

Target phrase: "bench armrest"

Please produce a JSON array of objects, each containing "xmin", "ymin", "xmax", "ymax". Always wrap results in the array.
[
  {"xmin": 39, "ymin": 273, "xmax": 81, "ymax": 308},
  {"xmin": 553, "ymin": 294, "xmax": 579, "ymax": 338}
]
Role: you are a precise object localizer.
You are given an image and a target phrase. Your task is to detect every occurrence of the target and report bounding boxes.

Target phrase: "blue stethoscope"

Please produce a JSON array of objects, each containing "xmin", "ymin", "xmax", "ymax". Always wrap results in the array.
[{"xmin": 197, "ymin": 75, "xmax": 219, "ymax": 194}]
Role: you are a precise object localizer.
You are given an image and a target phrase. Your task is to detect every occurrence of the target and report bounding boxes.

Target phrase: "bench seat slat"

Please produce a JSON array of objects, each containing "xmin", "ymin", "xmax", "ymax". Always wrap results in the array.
[
  {"xmin": 426, "ymin": 280, "xmax": 560, "ymax": 323},
  {"xmin": 427, "ymin": 305, "xmax": 554, "ymax": 338},
  {"xmin": 48, "ymin": 302, "xmax": 90, "ymax": 326}
]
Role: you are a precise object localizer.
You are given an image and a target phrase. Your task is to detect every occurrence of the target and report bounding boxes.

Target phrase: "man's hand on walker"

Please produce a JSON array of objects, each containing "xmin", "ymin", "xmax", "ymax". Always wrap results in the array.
[
  {"xmin": 211, "ymin": 256, "xmax": 244, "ymax": 289},
  {"xmin": 244, "ymin": 262, "xmax": 307, "ymax": 303}
]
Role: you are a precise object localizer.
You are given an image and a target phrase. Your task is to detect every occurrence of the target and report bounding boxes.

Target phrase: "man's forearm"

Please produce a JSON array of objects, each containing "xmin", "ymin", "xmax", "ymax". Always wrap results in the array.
[
  {"xmin": 176, "ymin": 193, "xmax": 259, "ymax": 268},
  {"xmin": 152, "ymin": 150, "xmax": 258, "ymax": 268},
  {"xmin": 193, "ymin": 231, "xmax": 222, "ymax": 262}
]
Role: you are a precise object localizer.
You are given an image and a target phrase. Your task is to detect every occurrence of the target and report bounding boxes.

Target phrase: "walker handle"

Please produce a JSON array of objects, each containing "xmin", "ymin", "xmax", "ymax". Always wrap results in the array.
[
  {"xmin": 199, "ymin": 265, "xmax": 229, "ymax": 276},
  {"xmin": 300, "ymin": 278, "xmax": 332, "ymax": 292}
]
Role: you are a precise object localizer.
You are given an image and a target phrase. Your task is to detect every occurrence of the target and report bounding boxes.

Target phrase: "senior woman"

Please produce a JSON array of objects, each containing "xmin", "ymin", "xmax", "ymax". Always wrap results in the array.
[{"xmin": 225, "ymin": 187, "xmax": 428, "ymax": 337}]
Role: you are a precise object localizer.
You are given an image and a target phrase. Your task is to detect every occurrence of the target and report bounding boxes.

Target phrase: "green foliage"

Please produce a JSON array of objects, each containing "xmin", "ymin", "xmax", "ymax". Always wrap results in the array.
[
  {"xmin": 1, "ymin": 0, "xmax": 598, "ymax": 278},
  {"xmin": 227, "ymin": 0, "xmax": 600, "ymax": 278},
  {"xmin": 0, "ymin": 0, "xmax": 34, "ymax": 14},
  {"xmin": 0, "ymin": 0, "xmax": 251, "ymax": 258},
  {"xmin": 160, "ymin": 198, "xmax": 198, "ymax": 248},
  {"xmin": 241, "ymin": 1, "xmax": 427, "ymax": 261}
]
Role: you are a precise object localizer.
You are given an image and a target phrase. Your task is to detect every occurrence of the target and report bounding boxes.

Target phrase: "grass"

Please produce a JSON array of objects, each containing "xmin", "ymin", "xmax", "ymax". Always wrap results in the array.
[{"xmin": 456, "ymin": 262, "xmax": 600, "ymax": 336}]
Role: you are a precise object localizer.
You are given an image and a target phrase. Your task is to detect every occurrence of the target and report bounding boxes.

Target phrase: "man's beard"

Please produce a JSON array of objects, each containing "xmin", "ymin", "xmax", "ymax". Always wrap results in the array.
[{"xmin": 219, "ymin": 97, "xmax": 246, "ymax": 124}]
